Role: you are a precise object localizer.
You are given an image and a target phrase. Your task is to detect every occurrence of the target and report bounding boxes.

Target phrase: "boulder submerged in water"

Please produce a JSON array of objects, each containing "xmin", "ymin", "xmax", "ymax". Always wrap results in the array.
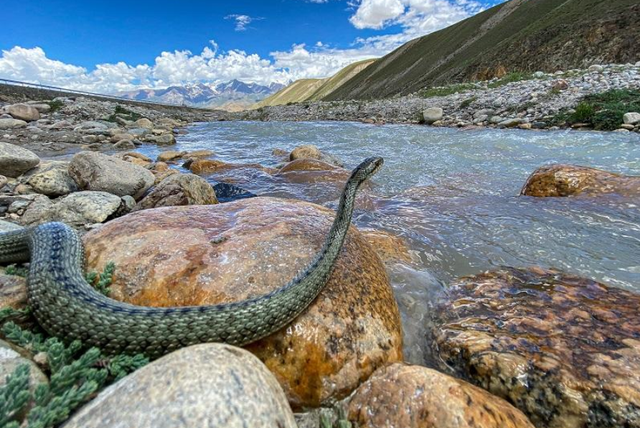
[
  {"xmin": 82, "ymin": 199, "xmax": 403, "ymax": 409},
  {"xmin": 431, "ymin": 267, "xmax": 640, "ymax": 428},
  {"xmin": 521, "ymin": 164, "xmax": 640, "ymax": 197}
]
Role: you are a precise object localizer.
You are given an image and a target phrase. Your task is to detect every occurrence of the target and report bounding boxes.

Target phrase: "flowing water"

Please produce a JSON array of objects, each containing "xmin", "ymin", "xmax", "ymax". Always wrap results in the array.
[{"xmin": 138, "ymin": 121, "xmax": 640, "ymax": 363}]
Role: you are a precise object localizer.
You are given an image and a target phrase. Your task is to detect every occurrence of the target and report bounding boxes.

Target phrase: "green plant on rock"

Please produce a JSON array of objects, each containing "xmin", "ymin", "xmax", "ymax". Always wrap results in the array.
[
  {"xmin": 0, "ymin": 322, "xmax": 148, "ymax": 428},
  {"xmin": 459, "ymin": 96, "xmax": 478, "ymax": 109},
  {"xmin": 4, "ymin": 265, "xmax": 28, "ymax": 278},
  {"xmin": 85, "ymin": 262, "xmax": 116, "ymax": 296},
  {"xmin": 320, "ymin": 407, "xmax": 353, "ymax": 428},
  {"xmin": 46, "ymin": 100, "xmax": 64, "ymax": 113}
]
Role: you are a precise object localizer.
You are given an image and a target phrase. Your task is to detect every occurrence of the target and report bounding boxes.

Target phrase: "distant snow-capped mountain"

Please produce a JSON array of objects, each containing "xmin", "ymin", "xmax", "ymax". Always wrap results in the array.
[{"xmin": 117, "ymin": 80, "xmax": 287, "ymax": 110}]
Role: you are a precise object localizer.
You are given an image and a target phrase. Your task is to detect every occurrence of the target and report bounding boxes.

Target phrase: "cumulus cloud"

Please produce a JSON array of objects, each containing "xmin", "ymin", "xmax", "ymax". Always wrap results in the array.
[
  {"xmin": 0, "ymin": 1, "xmax": 497, "ymax": 94},
  {"xmin": 225, "ymin": 14, "xmax": 262, "ymax": 31}
]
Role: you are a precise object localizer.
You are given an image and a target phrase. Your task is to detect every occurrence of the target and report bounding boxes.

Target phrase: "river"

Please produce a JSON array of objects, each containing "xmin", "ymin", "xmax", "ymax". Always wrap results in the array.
[{"xmin": 138, "ymin": 121, "xmax": 640, "ymax": 363}]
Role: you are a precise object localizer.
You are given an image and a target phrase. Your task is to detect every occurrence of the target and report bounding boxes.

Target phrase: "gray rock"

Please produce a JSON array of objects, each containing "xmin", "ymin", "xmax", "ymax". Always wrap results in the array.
[
  {"xmin": 533, "ymin": 71, "xmax": 545, "ymax": 78},
  {"xmin": 147, "ymin": 134, "xmax": 176, "ymax": 146},
  {"xmin": 422, "ymin": 107, "xmax": 444, "ymax": 125},
  {"xmin": 113, "ymin": 140, "xmax": 136, "ymax": 150},
  {"xmin": 28, "ymin": 103, "xmax": 52, "ymax": 114},
  {"xmin": 82, "ymin": 135, "xmax": 98, "ymax": 144},
  {"xmin": 25, "ymin": 161, "xmax": 78, "ymax": 197},
  {"xmin": 0, "ymin": 175, "xmax": 6, "ymax": 189},
  {"xmin": 623, "ymin": 112, "xmax": 640, "ymax": 125},
  {"xmin": 127, "ymin": 127, "xmax": 150, "ymax": 137},
  {"xmin": 589, "ymin": 65, "xmax": 604, "ymax": 73},
  {"xmin": 69, "ymin": 151, "xmax": 154, "ymax": 199},
  {"xmin": 110, "ymin": 133, "xmax": 134, "ymax": 143},
  {"xmin": 62, "ymin": 344, "xmax": 296, "ymax": 428},
  {"xmin": 489, "ymin": 116, "xmax": 504, "ymax": 124},
  {"xmin": 0, "ymin": 142, "xmax": 40, "ymax": 177},
  {"xmin": 3, "ymin": 104, "xmax": 40, "ymax": 122},
  {"xmin": 134, "ymin": 173, "xmax": 218, "ymax": 210},
  {"xmin": 0, "ymin": 220, "xmax": 23, "ymax": 232},
  {"xmin": 26, "ymin": 191, "xmax": 122, "ymax": 226},
  {"xmin": 0, "ymin": 118, "xmax": 28, "ymax": 130},
  {"xmin": 135, "ymin": 118, "xmax": 154, "ymax": 129},
  {"xmin": 498, "ymin": 118, "xmax": 525, "ymax": 128},
  {"xmin": 16, "ymin": 195, "xmax": 53, "ymax": 226}
]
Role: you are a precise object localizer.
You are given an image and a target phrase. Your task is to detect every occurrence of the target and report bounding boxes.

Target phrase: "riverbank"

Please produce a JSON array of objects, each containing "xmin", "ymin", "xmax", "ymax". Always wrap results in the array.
[{"xmin": 234, "ymin": 63, "xmax": 640, "ymax": 133}]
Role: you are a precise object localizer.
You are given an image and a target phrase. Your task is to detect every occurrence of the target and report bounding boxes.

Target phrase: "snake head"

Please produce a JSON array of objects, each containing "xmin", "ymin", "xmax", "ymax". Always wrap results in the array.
[{"xmin": 349, "ymin": 157, "xmax": 384, "ymax": 186}]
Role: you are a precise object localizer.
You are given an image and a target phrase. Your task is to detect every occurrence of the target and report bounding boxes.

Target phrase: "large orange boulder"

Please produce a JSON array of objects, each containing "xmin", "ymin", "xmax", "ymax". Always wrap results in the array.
[
  {"xmin": 82, "ymin": 199, "xmax": 403, "ymax": 409},
  {"xmin": 348, "ymin": 363, "xmax": 534, "ymax": 428},
  {"xmin": 432, "ymin": 267, "xmax": 640, "ymax": 428},
  {"xmin": 521, "ymin": 164, "xmax": 640, "ymax": 197}
]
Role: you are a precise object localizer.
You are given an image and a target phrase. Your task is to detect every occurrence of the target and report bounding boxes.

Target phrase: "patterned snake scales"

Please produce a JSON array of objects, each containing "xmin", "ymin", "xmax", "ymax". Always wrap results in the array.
[{"xmin": 0, "ymin": 157, "xmax": 383, "ymax": 358}]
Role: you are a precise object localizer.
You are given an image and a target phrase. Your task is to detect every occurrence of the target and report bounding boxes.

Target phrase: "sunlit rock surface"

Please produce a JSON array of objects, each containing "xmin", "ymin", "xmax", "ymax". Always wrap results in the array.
[
  {"xmin": 83, "ymin": 199, "xmax": 403, "ymax": 409},
  {"xmin": 431, "ymin": 267, "xmax": 640, "ymax": 428}
]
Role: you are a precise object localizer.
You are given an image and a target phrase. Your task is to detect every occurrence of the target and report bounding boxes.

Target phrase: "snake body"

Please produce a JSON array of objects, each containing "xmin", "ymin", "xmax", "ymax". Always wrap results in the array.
[{"xmin": 0, "ymin": 157, "xmax": 383, "ymax": 358}]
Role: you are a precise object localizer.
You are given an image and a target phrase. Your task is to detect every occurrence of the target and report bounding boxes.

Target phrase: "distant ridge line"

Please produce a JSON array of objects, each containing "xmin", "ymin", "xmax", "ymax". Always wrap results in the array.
[{"xmin": 0, "ymin": 78, "xmax": 212, "ymax": 110}]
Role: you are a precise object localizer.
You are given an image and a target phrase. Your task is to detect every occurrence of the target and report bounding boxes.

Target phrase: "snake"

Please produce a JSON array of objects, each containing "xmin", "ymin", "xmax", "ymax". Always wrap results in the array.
[{"xmin": 0, "ymin": 157, "xmax": 384, "ymax": 358}]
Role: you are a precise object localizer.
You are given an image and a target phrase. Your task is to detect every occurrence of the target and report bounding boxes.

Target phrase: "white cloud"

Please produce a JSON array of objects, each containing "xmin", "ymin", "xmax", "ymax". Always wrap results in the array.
[
  {"xmin": 0, "ymin": 1, "xmax": 496, "ymax": 94},
  {"xmin": 225, "ymin": 14, "xmax": 262, "ymax": 31},
  {"xmin": 349, "ymin": 0, "xmax": 491, "ymax": 53}
]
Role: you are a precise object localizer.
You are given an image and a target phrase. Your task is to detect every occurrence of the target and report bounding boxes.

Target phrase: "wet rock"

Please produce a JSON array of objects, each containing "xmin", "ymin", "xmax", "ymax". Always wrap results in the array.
[
  {"xmin": 359, "ymin": 228, "xmax": 419, "ymax": 266},
  {"xmin": 22, "ymin": 191, "xmax": 122, "ymax": 226},
  {"xmin": 69, "ymin": 151, "xmax": 154, "ymax": 199},
  {"xmin": 157, "ymin": 150, "xmax": 186, "ymax": 162},
  {"xmin": 289, "ymin": 144, "xmax": 343, "ymax": 167},
  {"xmin": 24, "ymin": 161, "xmax": 78, "ymax": 197},
  {"xmin": 212, "ymin": 182, "xmax": 256, "ymax": 203},
  {"xmin": 134, "ymin": 173, "xmax": 218, "ymax": 210},
  {"xmin": 62, "ymin": 344, "xmax": 296, "ymax": 428},
  {"xmin": 0, "ymin": 142, "xmax": 40, "ymax": 177},
  {"xmin": 348, "ymin": 363, "xmax": 534, "ymax": 428},
  {"xmin": 0, "ymin": 339, "xmax": 48, "ymax": 423},
  {"xmin": 114, "ymin": 151, "xmax": 152, "ymax": 167},
  {"xmin": 184, "ymin": 149, "xmax": 214, "ymax": 159},
  {"xmin": 147, "ymin": 134, "xmax": 176, "ymax": 146},
  {"xmin": 498, "ymin": 118, "xmax": 524, "ymax": 128},
  {"xmin": 83, "ymin": 199, "xmax": 403, "ymax": 409},
  {"xmin": 521, "ymin": 164, "xmax": 640, "ymax": 197},
  {"xmin": 422, "ymin": 107, "xmax": 444, "ymax": 125},
  {"xmin": 278, "ymin": 159, "xmax": 339, "ymax": 173},
  {"xmin": 431, "ymin": 267, "xmax": 640, "ymax": 428},
  {"xmin": 3, "ymin": 104, "xmax": 40, "ymax": 122}
]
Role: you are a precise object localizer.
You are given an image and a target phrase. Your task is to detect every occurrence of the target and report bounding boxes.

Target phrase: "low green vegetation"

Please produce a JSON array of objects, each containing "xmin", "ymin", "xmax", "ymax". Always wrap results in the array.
[
  {"xmin": 553, "ymin": 89, "xmax": 640, "ymax": 130},
  {"xmin": 106, "ymin": 104, "xmax": 143, "ymax": 123},
  {"xmin": 418, "ymin": 83, "xmax": 477, "ymax": 99},
  {"xmin": 320, "ymin": 407, "xmax": 352, "ymax": 428},
  {"xmin": 46, "ymin": 100, "xmax": 64, "ymax": 113},
  {"xmin": 459, "ymin": 96, "xmax": 478, "ymax": 109},
  {"xmin": 487, "ymin": 72, "xmax": 534, "ymax": 89},
  {"xmin": 0, "ymin": 262, "xmax": 147, "ymax": 428}
]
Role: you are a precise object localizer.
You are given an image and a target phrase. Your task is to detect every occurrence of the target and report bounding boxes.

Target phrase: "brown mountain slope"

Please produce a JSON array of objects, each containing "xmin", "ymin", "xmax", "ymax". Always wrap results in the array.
[{"xmin": 326, "ymin": 0, "xmax": 640, "ymax": 101}]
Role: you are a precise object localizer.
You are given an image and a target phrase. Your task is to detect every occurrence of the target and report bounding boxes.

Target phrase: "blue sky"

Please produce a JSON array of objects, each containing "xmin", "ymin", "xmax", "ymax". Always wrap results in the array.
[{"xmin": 0, "ymin": 0, "xmax": 504, "ymax": 93}]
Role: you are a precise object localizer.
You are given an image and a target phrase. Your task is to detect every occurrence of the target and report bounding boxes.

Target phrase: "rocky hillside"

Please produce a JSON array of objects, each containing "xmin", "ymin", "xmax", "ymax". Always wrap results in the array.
[
  {"xmin": 326, "ymin": 0, "xmax": 640, "ymax": 101},
  {"xmin": 255, "ymin": 59, "xmax": 376, "ymax": 108}
]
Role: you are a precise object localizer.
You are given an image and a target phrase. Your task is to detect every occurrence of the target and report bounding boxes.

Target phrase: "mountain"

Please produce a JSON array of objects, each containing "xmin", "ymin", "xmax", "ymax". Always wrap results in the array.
[
  {"xmin": 254, "ymin": 79, "xmax": 326, "ymax": 108},
  {"xmin": 117, "ymin": 80, "xmax": 287, "ymax": 110},
  {"xmin": 326, "ymin": 0, "xmax": 640, "ymax": 101},
  {"xmin": 255, "ymin": 59, "xmax": 376, "ymax": 108}
]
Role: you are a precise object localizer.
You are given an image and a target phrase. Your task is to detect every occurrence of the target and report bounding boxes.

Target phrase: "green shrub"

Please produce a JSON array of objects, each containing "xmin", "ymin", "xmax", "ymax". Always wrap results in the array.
[
  {"xmin": 0, "ymin": 323, "xmax": 148, "ymax": 428},
  {"xmin": 554, "ymin": 89, "xmax": 640, "ymax": 130},
  {"xmin": 418, "ymin": 83, "xmax": 477, "ymax": 98},
  {"xmin": 46, "ymin": 100, "xmax": 64, "ymax": 113}
]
